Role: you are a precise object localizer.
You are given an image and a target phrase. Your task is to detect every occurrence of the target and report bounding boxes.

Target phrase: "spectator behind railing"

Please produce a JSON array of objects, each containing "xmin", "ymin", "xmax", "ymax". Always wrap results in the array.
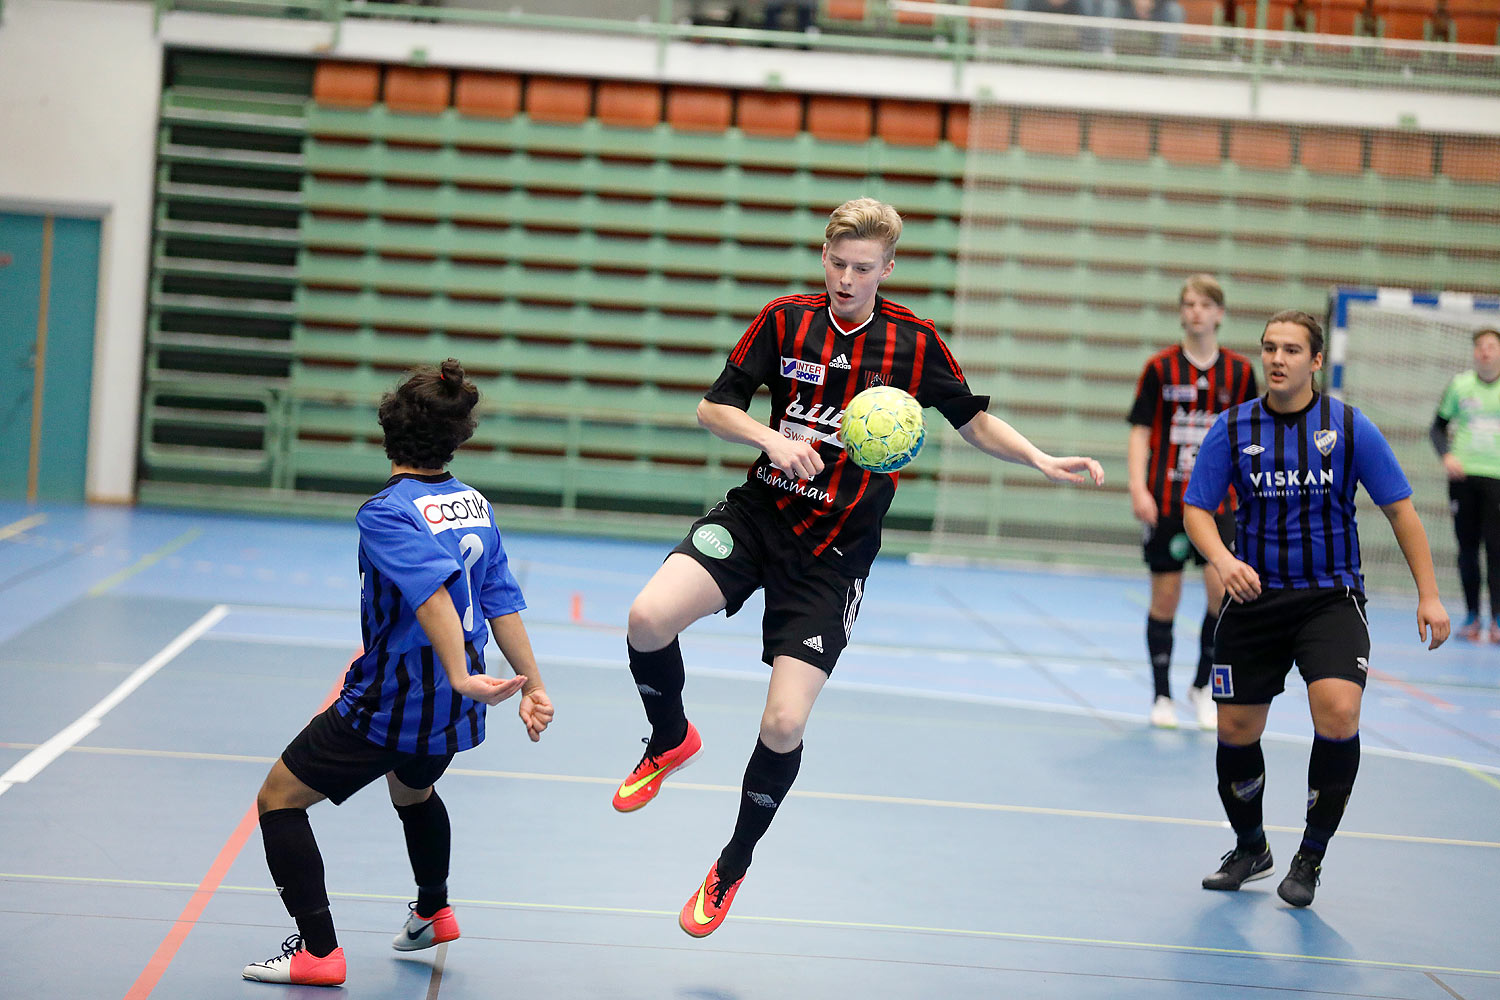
[
  {"xmin": 1427, "ymin": 0, "xmax": 1455, "ymax": 43},
  {"xmin": 1353, "ymin": 0, "xmax": 1382, "ymax": 38},
  {"xmin": 762, "ymin": 0, "xmax": 816, "ymax": 34},
  {"xmin": 1288, "ymin": 0, "xmax": 1313, "ymax": 33},
  {"xmin": 1009, "ymin": 0, "xmax": 1108, "ymax": 52},
  {"xmin": 1102, "ymin": 0, "xmax": 1187, "ymax": 57}
]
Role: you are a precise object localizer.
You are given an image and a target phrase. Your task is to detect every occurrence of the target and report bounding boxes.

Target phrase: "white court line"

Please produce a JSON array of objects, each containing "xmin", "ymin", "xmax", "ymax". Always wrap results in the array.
[{"xmin": 0, "ymin": 604, "xmax": 229, "ymax": 798}]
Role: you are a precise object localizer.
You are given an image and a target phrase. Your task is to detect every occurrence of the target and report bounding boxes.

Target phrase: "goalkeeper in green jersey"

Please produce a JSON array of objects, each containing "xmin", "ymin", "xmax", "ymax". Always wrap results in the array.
[{"xmin": 1432, "ymin": 327, "xmax": 1500, "ymax": 642}]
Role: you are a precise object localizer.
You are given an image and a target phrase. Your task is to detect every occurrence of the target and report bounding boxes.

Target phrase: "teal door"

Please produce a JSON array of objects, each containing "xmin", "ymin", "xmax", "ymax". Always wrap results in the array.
[{"xmin": 0, "ymin": 212, "xmax": 101, "ymax": 502}]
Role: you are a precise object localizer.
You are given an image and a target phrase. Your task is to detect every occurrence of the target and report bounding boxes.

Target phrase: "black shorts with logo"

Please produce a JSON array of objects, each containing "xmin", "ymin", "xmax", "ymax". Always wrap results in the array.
[
  {"xmin": 1209, "ymin": 586, "xmax": 1370, "ymax": 705},
  {"xmin": 670, "ymin": 494, "xmax": 865, "ymax": 675},
  {"xmin": 1143, "ymin": 511, "xmax": 1235, "ymax": 573},
  {"xmin": 281, "ymin": 705, "xmax": 456, "ymax": 805}
]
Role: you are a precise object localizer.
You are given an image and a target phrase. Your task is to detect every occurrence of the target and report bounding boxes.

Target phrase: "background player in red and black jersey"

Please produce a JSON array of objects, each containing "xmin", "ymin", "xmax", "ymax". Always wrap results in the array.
[
  {"xmin": 1127, "ymin": 274, "xmax": 1258, "ymax": 730},
  {"xmin": 611, "ymin": 198, "xmax": 1105, "ymax": 937}
]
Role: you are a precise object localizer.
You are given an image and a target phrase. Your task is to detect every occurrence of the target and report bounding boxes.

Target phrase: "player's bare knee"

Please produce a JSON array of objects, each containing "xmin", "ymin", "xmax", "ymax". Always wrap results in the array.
[
  {"xmin": 1313, "ymin": 707, "xmax": 1361, "ymax": 741},
  {"xmin": 759, "ymin": 708, "xmax": 806, "ymax": 751},
  {"xmin": 626, "ymin": 599, "xmax": 676, "ymax": 651}
]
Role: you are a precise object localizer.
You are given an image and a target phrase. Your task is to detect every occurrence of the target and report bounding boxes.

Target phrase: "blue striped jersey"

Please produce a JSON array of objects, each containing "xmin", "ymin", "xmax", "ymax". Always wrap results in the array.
[
  {"xmin": 337, "ymin": 473, "xmax": 526, "ymax": 754},
  {"xmin": 1183, "ymin": 393, "xmax": 1411, "ymax": 591}
]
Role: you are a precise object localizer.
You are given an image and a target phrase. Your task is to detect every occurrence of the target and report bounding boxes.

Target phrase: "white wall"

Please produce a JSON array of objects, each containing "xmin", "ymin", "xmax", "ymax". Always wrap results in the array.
[{"xmin": 0, "ymin": 0, "xmax": 162, "ymax": 503}]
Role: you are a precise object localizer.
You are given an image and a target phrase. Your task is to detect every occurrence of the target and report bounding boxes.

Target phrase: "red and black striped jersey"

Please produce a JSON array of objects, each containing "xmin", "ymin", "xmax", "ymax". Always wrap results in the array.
[
  {"xmin": 705, "ymin": 293, "xmax": 988, "ymax": 576},
  {"xmin": 1127, "ymin": 345, "xmax": 1258, "ymax": 517}
]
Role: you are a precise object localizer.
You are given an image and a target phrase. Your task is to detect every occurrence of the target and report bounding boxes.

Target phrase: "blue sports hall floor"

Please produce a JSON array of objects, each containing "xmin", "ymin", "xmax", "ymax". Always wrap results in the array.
[{"xmin": 1, "ymin": 501, "xmax": 1497, "ymax": 999}]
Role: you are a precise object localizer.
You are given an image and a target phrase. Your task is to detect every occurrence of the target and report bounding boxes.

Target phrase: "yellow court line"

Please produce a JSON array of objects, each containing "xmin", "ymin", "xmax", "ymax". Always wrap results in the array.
[
  {"xmin": 1464, "ymin": 765, "xmax": 1500, "ymax": 791},
  {"xmin": 0, "ymin": 513, "xmax": 48, "ymax": 541},
  {"xmin": 2, "ymin": 871, "xmax": 1497, "ymax": 978},
  {"xmin": 87, "ymin": 528, "xmax": 202, "ymax": 596}
]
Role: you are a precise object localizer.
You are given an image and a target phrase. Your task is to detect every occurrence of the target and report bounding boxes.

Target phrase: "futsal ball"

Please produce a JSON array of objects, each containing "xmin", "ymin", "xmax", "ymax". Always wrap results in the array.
[{"xmin": 839, "ymin": 386, "xmax": 925, "ymax": 473}]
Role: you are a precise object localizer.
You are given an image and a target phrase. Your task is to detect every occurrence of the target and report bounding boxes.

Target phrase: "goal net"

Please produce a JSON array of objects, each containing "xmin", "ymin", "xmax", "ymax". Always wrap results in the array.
[{"xmin": 1331, "ymin": 287, "xmax": 1500, "ymax": 596}]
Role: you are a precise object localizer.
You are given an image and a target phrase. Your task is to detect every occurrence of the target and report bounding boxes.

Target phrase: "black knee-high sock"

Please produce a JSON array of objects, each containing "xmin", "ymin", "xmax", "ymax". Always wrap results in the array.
[
  {"xmin": 1301, "ymin": 733, "xmax": 1360, "ymax": 860},
  {"xmin": 717, "ymin": 739, "xmax": 802, "ymax": 882},
  {"xmin": 260, "ymin": 807, "xmax": 337, "ymax": 957},
  {"xmin": 1147, "ymin": 616, "xmax": 1174, "ymax": 699},
  {"xmin": 1215, "ymin": 741, "xmax": 1268, "ymax": 853},
  {"xmin": 1194, "ymin": 611, "xmax": 1218, "ymax": 690},
  {"xmin": 395, "ymin": 790, "xmax": 451, "ymax": 915},
  {"xmin": 629, "ymin": 638, "xmax": 687, "ymax": 754}
]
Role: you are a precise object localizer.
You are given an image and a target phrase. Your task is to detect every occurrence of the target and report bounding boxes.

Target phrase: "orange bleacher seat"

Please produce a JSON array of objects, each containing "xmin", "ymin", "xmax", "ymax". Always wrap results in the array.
[
  {"xmin": 665, "ymin": 86, "xmax": 733, "ymax": 133},
  {"xmin": 1088, "ymin": 116, "xmax": 1151, "ymax": 162},
  {"xmin": 1228, "ymin": 123, "xmax": 1294, "ymax": 170},
  {"xmin": 526, "ymin": 77, "xmax": 592, "ymax": 125},
  {"xmin": 1442, "ymin": 136, "xmax": 1500, "ymax": 184},
  {"xmin": 384, "ymin": 67, "xmax": 451, "ymax": 115},
  {"xmin": 876, "ymin": 100, "xmax": 943, "ymax": 147},
  {"xmin": 1300, "ymin": 129, "xmax": 1364, "ymax": 175},
  {"xmin": 946, "ymin": 103, "xmax": 973, "ymax": 147},
  {"xmin": 454, "ymin": 72, "xmax": 521, "ymax": 119},
  {"xmin": 824, "ymin": 0, "xmax": 867, "ymax": 20},
  {"xmin": 597, "ymin": 81, "xmax": 661, "ymax": 129},
  {"xmin": 1180, "ymin": 0, "xmax": 1219, "ymax": 23},
  {"xmin": 1454, "ymin": 12, "xmax": 1497, "ymax": 44},
  {"xmin": 1370, "ymin": 133, "xmax": 1435, "ymax": 178},
  {"xmin": 1158, "ymin": 120, "xmax": 1222, "ymax": 166},
  {"xmin": 1383, "ymin": 10, "xmax": 1427, "ymax": 39},
  {"xmin": 807, "ymin": 96, "xmax": 873, "ymax": 143},
  {"xmin": 313, "ymin": 62, "xmax": 380, "ymax": 109},
  {"xmin": 1017, "ymin": 111, "xmax": 1081, "ymax": 156},
  {"xmin": 895, "ymin": 7, "xmax": 936, "ymax": 24},
  {"xmin": 738, "ymin": 91, "xmax": 803, "ymax": 137}
]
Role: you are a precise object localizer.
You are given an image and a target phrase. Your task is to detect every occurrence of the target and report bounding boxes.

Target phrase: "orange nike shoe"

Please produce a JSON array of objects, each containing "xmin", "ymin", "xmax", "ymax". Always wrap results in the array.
[
  {"xmin": 612, "ymin": 721, "xmax": 702, "ymax": 813},
  {"xmin": 679, "ymin": 861, "xmax": 745, "ymax": 938}
]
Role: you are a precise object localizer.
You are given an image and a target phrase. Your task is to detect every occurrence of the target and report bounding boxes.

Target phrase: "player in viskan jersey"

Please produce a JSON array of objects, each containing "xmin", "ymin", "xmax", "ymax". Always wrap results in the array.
[
  {"xmin": 242, "ymin": 360, "xmax": 553, "ymax": 986},
  {"xmin": 1127, "ymin": 274, "xmax": 1258, "ymax": 730},
  {"xmin": 1431, "ymin": 327, "xmax": 1500, "ymax": 642},
  {"xmin": 612, "ymin": 198, "xmax": 1105, "ymax": 937},
  {"xmin": 1184, "ymin": 311, "xmax": 1447, "ymax": 908}
]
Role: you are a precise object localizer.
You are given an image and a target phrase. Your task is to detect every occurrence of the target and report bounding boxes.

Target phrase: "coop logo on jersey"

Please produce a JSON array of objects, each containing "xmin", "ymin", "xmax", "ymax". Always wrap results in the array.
[
  {"xmin": 1315, "ymin": 429, "xmax": 1338, "ymax": 456},
  {"xmin": 413, "ymin": 490, "xmax": 492, "ymax": 535},
  {"xmin": 781, "ymin": 358, "xmax": 827, "ymax": 385},
  {"xmin": 1162, "ymin": 384, "xmax": 1198, "ymax": 402}
]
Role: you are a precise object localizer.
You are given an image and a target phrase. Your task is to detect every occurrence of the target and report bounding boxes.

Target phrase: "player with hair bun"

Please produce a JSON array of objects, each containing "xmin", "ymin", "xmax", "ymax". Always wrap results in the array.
[{"xmin": 241, "ymin": 359, "xmax": 553, "ymax": 986}]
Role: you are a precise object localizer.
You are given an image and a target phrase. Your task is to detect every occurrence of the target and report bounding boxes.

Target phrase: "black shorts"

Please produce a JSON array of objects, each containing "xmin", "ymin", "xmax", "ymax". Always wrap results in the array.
[
  {"xmin": 281, "ymin": 706, "xmax": 455, "ymax": 805},
  {"xmin": 1209, "ymin": 586, "xmax": 1370, "ymax": 705},
  {"xmin": 1143, "ymin": 511, "xmax": 1235, "ymax": 573},
  {"xmin": 670, "ymin": 496, "xmax": 865, "ymax": 674}
]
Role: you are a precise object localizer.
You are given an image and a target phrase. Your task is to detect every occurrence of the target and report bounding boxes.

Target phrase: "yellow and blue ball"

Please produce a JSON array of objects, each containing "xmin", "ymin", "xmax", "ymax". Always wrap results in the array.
[{"xmin": 839, "ymin": 386, "xmax": 925, "ymax": 473}]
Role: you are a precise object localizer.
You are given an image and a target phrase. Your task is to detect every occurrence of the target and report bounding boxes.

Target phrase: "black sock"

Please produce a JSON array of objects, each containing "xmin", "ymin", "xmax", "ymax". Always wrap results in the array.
[
  {"xmin": 260, "ymin": 807, "xmax": 338, "ymax": 957},
  {"xmin": 1301, "ymin": 732, "xmax": 1360, "ymax": 860},
  {"xmin": 1194, "ymin": 611, "xmax": 1218, "ymax": 690},
  {"xmin": 718, "ymin": 739, "xmax": 802, "ymax": 882},
  {"xmin": 395, "ymin": 790, "xmax": 451, "ymax": 915},
  {"xmin": 1215, "ymin": 741, "xmax": 1267, "ymax": 853},
  {"xmin": 1147, "ymin": 616, "xmax": 1174, "ymax": 699},
  {"xmin": 629, "ymin": 639, "xmax": 688, "ymax": 754}
]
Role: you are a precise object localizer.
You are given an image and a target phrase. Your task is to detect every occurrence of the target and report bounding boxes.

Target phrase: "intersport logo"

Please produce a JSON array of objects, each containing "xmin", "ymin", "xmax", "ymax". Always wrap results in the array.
[{"xmin": 413, "ymin": 490, "xmax": 493, "ymax": 534}]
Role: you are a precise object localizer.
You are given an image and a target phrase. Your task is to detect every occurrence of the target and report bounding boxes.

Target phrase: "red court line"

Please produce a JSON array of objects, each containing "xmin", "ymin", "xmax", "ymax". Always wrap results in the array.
[
  {"xmin": 1368, "ymin": 666, "xmax": 1456, "ymax": 711},
  {"xmin": 123, "ymin": 661, "xmax": 354, "ymax": 1000}
]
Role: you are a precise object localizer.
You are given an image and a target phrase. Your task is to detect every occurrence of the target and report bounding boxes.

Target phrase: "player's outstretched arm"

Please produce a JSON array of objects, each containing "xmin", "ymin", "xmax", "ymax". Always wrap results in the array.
[
  {"xmin": 414, "ymin": 590, "xmax": 527, "ymax": 705},
  {"xmin": 1380, "ymin": 497, "xmax": 1451, "ymax": 649},
  {"xmin": 697, "ymin": 398, "xmax": 824, "ymax": 480},
  {"xmin": 1126, "ymin": 425, "xmax": 1159, "ymax": 526},
  {"xmin": 957, "ymin": 412, "xmax": 1104, "ymax": 486},
  {"xmin": 1185, "ymin": 504, "xmax": 1260, "ymax": 604},
  {"xmin": 489, "ymin": 612, "xmax": 553, "ymax": 741}
]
